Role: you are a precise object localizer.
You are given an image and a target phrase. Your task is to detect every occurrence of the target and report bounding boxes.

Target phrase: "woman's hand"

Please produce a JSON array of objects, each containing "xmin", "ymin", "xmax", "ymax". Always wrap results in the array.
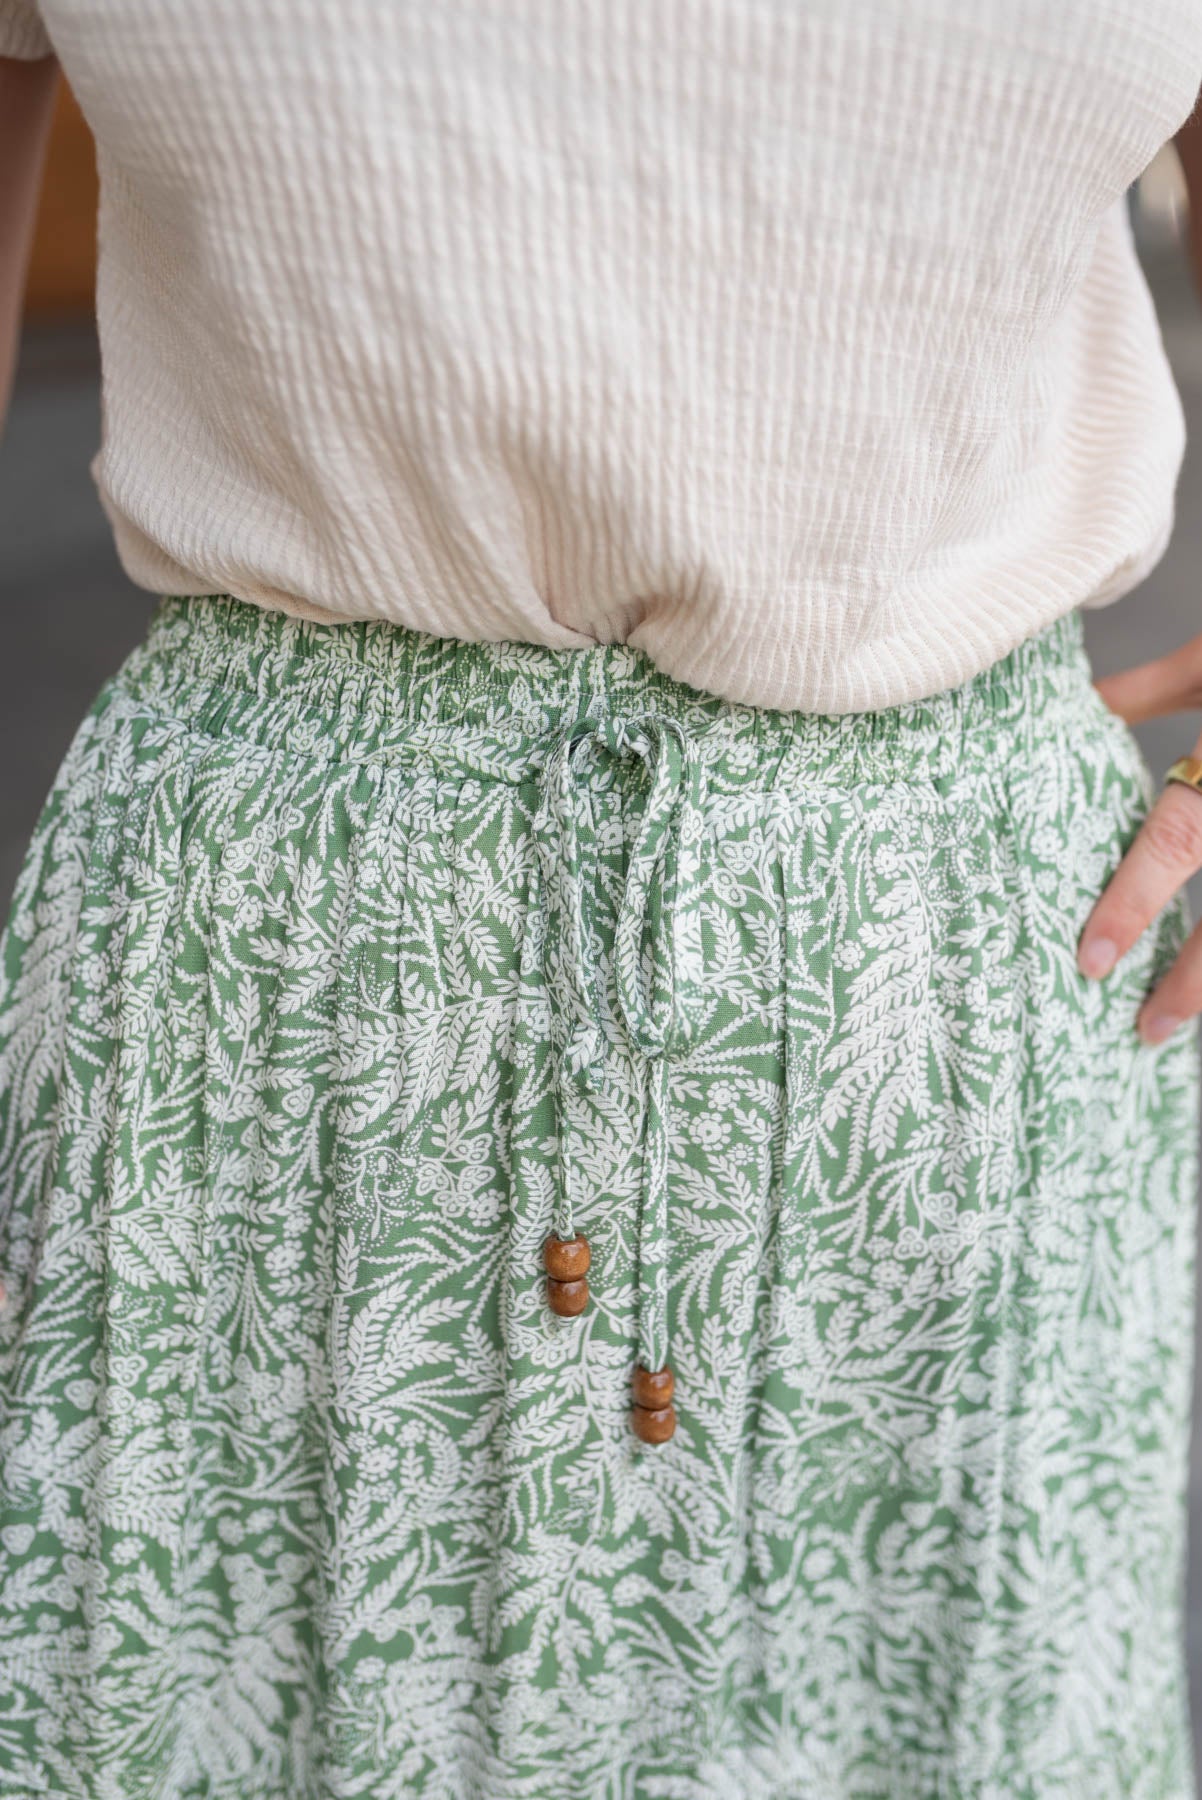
[{"xmin": 1078, "ymin": 628, "xmax": 1202, "ymax": 1042}]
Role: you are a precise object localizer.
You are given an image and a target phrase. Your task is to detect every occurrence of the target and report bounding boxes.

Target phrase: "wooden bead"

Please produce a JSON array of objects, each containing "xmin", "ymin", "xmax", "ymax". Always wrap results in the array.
[
  {"xmin": 631, "ymin": 1362, "xmax": 677, "ymax": 1441},
  {"xmin": 543, "ymin": 1233, "xmax": 591, "ymax": 1281},
  {"xmin": 631, "ymin": 1363, "xmax": 674, "ymax": 1409},
  {"xmin": 546, "ymin": 1275, "xmax": 589, "ymax": 1317},
  {"xmin": 631, "ymin": 1401, "xmax": 677, "ymax": 1444}
]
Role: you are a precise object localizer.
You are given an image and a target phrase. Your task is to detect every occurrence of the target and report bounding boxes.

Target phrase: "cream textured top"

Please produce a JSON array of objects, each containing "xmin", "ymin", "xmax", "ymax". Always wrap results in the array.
[{"xmin": 5, "ymin": 2, "xmax": 1202, "ymax": 712}]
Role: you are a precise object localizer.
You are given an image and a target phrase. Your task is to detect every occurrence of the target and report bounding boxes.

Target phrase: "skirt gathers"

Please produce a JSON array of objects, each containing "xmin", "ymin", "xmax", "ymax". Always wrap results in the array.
[{"xmin": 0, "ymin": 593, "xmax": 1197, "ymax": 1800}]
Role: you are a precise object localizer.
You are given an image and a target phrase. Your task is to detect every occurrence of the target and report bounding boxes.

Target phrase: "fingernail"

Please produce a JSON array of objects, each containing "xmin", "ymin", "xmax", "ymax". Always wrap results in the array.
[
  {"xmin": 1141, "ymin": 1011, "xmax": 1183, "ymax": 1045},
  {"xmin": 1079, "ymin": 936, "xmax": 1118, "ymax": 979}
]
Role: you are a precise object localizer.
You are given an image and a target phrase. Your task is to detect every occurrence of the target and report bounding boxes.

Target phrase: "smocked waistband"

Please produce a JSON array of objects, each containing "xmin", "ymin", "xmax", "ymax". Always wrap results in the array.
[{"xmin": 109, "ymin": 593, "xmax": 1100, "ymax": 792}]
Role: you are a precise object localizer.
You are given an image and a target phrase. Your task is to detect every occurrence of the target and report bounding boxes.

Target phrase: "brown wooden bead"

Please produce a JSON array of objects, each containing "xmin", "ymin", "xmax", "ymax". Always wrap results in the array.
[
  {"xmin": 631, "ymin": 1363, "xmax": 674, "ymax": 1409},
  {"xmin": 631, "ymin": 1401, "xmax": 677, "ymax": 1444},
  {"xmin": 546, "ymin": 1275, "xmax": 589, "ymax": 1317},
  {"xmin": 543, "ymin": 1233, "xmax": 591, "ymax": 1281}
]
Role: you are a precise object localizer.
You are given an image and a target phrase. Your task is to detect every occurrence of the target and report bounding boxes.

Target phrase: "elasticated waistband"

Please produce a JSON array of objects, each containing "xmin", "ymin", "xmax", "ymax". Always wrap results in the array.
[{"xmin": 107, "ymin": 592, "xmax": 1103, "ymax": 793}]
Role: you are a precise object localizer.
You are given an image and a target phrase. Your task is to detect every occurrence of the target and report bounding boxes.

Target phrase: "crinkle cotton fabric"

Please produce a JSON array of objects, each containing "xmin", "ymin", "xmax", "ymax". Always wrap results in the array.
[{"xmin": 0, "ymin": 592, "xmax": 1197, "ymax": 1799}]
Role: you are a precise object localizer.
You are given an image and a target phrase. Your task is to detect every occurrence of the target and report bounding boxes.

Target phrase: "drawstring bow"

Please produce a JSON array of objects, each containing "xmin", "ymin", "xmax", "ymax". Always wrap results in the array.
[{"xmin": 532, "ymin": 707, "xmax": 706, "ymax": 1420}]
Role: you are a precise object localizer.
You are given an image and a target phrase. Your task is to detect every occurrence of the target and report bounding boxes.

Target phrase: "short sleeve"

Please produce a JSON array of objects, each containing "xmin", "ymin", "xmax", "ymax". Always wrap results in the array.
[{"xmin": 0, "ymin": 0, "xmax": 53, "ymax": 60}]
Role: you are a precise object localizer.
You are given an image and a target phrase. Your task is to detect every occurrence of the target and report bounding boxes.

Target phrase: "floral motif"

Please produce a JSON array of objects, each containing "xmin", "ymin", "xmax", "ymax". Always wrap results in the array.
[{"xmin": 0, "ymin": 594, "xmax": 1196, "ymax": 1798}]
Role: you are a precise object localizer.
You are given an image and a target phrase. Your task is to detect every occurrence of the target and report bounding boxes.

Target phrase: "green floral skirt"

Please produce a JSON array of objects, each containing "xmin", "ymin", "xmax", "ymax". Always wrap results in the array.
[{"xmin": 0, "ymin": 593, "xmax": 1197, "ymax": 1799}]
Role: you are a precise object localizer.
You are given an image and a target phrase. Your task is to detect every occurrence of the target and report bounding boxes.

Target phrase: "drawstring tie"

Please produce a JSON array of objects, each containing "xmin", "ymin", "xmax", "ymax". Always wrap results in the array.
[{"xmin": 532, "ymin": 708, "xmax": 706, "ymax": 1445}]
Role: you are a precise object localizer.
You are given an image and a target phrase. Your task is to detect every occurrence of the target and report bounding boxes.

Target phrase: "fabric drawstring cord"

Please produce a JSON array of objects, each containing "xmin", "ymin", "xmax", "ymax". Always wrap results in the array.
[{"xmin": 532, "ymin": 708, "xmax": 707, "ymax": 1406}]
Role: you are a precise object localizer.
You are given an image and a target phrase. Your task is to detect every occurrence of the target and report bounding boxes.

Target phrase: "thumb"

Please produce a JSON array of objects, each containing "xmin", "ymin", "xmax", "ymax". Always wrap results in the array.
[{"xmin": 1093, "ymin": 632, "xmax": 1202, "ymax": 724}]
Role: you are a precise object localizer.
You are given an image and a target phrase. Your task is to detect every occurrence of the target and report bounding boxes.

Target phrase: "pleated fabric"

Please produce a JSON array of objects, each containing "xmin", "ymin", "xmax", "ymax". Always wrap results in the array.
[{"xmin": 0, "ymin": 592, "xmax": 1197, "ymax": 1799}]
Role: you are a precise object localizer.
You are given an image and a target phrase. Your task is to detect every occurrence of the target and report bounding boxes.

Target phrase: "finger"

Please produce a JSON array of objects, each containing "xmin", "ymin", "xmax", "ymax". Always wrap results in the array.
[
  {"xmin": 1137, "ymin": 912, "xmax": 1202, "ymax": 1043},
  {"xmin": 1078, "ymin": 778, "xmax": 1202, "ymax": 979},
  {"xmin": 1093, "ymin": 630, "xmax": 1202, "ymax": 723}
]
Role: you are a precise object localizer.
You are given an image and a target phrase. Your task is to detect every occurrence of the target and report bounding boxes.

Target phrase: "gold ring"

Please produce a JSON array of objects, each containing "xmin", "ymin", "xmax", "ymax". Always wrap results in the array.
[{"xmin": 1164, "ymin": 754, "xmax": 1202, "ymax": 794}]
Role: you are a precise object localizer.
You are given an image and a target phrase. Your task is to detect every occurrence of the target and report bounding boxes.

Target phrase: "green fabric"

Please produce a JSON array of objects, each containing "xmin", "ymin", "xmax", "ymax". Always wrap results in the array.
[{"xmin": 0, "ymin": 593, "xmax": 1197, "ymax": 1798}]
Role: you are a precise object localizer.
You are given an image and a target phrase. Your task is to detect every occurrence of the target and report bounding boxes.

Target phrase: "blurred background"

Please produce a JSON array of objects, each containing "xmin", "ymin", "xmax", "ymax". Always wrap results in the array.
[{"xmin": 4, "ymin": 77, "xmax": 1202, "ymax": 1762}]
